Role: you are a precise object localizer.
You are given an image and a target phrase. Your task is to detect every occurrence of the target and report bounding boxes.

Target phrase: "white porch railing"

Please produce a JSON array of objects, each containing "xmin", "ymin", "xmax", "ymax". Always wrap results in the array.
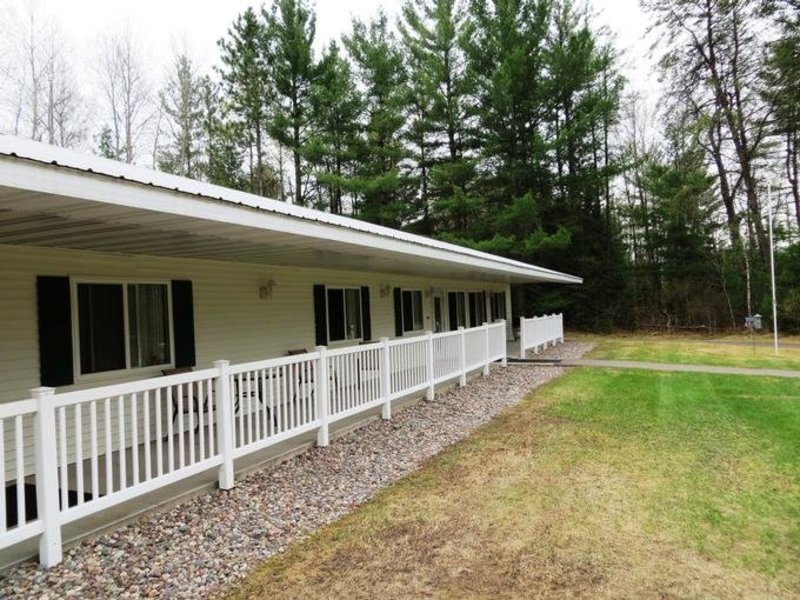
[
  {"xmin": 0, "ymin": 321, "xmax": 507, "ymax": 568},
  {"xmin": 519, "ymin": 313, "xmax": 564, "ymax": 358}
]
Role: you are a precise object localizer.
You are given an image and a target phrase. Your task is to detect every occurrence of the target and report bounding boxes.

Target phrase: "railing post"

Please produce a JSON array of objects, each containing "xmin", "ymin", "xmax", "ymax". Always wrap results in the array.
[
  {"xmin": 500, "ymin": 319, "xmax": 508, "ymax": 367},
  {"xmin": 213, "ymin": 360, "xmax": 235, "ymax": 490},
  {"xmin": 380, "ymin": 337, "xmax": 391, "ymax": 420},
  {"xmin": 534, "ymin": 317, "xmax": 541, "ymax": 354},
  {"xmin": 315, "ymin": 346, "xmax": 330, "ymax": 446},
  {"xmin": 31, "ymin": 387, "xmax": 62, "ymax": 568},
  {"xmin": 482, "ymin": 322, "xmax": 490, "ymax": 376},
  {"xmin": 518, "ymin": 316, "xmax": 526, "ymax": 359},
  {"xmin": 559, "ymin": 312, "xmax": 565, "ymax": 343},
  {"xmin": 458, "ymin": 326, "xmax": 467, "ymax": 387},
  {"xmin": 426, "ymin": 331, "xmax": 435, "ymax": 401}
]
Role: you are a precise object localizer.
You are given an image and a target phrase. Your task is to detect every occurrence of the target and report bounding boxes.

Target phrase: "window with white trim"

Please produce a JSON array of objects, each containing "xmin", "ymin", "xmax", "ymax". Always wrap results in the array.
[
  {"xmin": 400, "ymin": 289, "xmax": 424, "ymax": 333},
  {"xmin": 327, "ymin": 287, "xmax": 362, "ymax": 342},
  {"xmin": 76, "ymin": 281, "xmax": 172, "ymax": 375}
]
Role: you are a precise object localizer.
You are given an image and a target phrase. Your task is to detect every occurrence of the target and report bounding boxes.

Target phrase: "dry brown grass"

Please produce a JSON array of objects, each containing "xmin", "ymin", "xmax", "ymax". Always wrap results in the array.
[{"xmin": 227, "ymin": 373, "xmax": 797, "ymax": 600}]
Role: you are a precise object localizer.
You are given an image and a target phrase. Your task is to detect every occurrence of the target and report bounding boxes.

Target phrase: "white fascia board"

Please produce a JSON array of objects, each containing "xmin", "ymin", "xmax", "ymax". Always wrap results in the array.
[{"xmin": 0, "ymin": 137, "xmax": 583, "ymax": 284}]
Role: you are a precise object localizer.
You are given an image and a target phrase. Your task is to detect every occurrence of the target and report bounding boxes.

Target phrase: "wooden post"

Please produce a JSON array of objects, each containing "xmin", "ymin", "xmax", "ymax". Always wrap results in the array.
[
  {"xmin": 315, "ymin": 346, "xmax": 330, "ymax": 446},
  {"xmin": 459, "ymin": 326, "xmax": 467, "ymax": 387},
  {"xmin": 426, "ymin": 331, "xmax": 435, "ymax": 401},
  {"xmin": 213, "ymin": 360, "xmax": 235, "ymax": 490},
  {"xmin": 380, "ymin": 337, "xmax": 391, "ymax": 420},
  {"xmin": 31, "ymin": 387, "xmax": 62, "ymax": 568},
  {"xmin": 482, "ymin": 322, "xmax": 490, "ymax": 376}
]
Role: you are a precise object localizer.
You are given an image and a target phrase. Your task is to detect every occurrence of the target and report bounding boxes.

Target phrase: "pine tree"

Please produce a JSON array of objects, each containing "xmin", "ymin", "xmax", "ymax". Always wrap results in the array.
[
  {"xmin": 344, "ymin": 12, "xmax": 413, "ymax": 227},
  {"xmin": 264, "ymin": 0, "xmax": 317, "ymax": 206},
  {"xmin": 200, "ymin": 78, "xmax": 246, "ymax": 190},
  {"xmin": 218, "ymin": 8, "xmax": 272, "ymax": 196},
  {"xmin": 157, "ymin": 54, "xmax": 205, "ymax": 178},
  {"xmin": 306, "ymin": 42, "xmax": 363, "ymax": 214},
  {"xmin": 399, "ymin": 0, "xmax": 473, "ymax": 233}
]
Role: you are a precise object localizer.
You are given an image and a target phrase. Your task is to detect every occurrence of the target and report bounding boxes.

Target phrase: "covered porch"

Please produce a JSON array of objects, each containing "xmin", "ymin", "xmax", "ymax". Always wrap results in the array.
[{"xmin": 0, "ymin": 137, "xmax": 579, "ymax": 569}]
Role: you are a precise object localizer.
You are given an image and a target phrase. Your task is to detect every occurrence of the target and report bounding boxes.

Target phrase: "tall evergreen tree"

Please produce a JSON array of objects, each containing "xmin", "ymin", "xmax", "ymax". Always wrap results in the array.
[
  {"xmin": 762, "ymin": 0, "xmax": 800, "ymax": 227},
  {"xmin": 218, "ymin": 8, "xmax": 272, "ymax": 196},
  {"xmin": 264, "ymin": 0, "xmax": 317, "ymax": 205},
  {"xmin": 399, "ymin": 0, "xmax": 474, "ymax": 233},
  {"xmin": 200, "ymin": 77, "xmax": 246, "ymax": 190},
  {"xmin": 306, "ymin": 42, "xmax": 363, "ymax": 214},
  {"xmin": 157, "ymin": 54, "xmax": 205, "ymax": 178},
  {"xmin": 344, "ymin": 12, "xmax": 413, "ymax": 227}
]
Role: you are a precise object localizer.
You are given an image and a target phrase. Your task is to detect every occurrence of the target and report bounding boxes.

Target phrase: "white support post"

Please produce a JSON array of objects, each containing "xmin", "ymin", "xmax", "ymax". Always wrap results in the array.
[
  {"xmin": 425, "ymin": 331, "xmax": 435, "ymax": 401},
  {"xmin": 500, "ymin": 319, "xmax": 508, "ymax": 367},
  {"xmin": 32, "ymin": 387, "xmax": 62, "ymax": 568},
  {"xmin": 482, "ymin": 322, "xmax": 490, "ymax": 376},
  {"xmin": 459, "ymin": 326, "xmax": 467, "ymax": 387},
  {"xmin": 559, "ymin": 313, "xmax": 565, "ymax": 343},
  {"xmin": 533, "ymin": 318, "xmax": 540, "ymax": 354},
  {"xmin": 315, "ymin": 346, "xmax": 330, "ymax": 446},
  {"xmin": 213, "ymin": 360, "xmax": 235, "ymax": 490},
  {"xmin": 380, "ymin": 337, "xmax": 392, "ymax": 420},
  {"xmin": 519, "ymin": 316, "xmax": 526, "ymax": 359}
]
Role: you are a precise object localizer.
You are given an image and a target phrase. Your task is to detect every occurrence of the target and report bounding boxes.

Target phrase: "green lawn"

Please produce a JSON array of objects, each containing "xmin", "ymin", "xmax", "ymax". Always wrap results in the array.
[
  {"xmin": 229, "ymin": 369, "xmax": 800, "ymax": 599},
  {"xmin": 585, "ymin": 336, "xmax": 800, "ymax": 370}
]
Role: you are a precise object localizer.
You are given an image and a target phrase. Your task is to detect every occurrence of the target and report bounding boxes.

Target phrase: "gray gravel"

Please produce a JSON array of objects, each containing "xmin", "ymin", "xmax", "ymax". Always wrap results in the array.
[{"xmin": 0, "ymin": 341, "xmax": 592, "ymax": 599}]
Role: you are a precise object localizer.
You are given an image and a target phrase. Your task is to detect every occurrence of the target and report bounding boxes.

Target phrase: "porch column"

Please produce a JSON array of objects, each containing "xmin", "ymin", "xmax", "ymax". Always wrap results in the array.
[
  {"xmin": 214, "ymin": 360, "xmax": 235, "ymax": 490},
  {"xmin": 31, "ymin": 386, "xmax": 62, "ymax": 568},
  {"xmin": 459, "ymin": 326, "xmax": 467, "ymax": 387},
  {"xmin": 426, "ymin": 331, "xmax": 435, "ymax": 401},
  {"xmin": 380, "ymin": 337, "xmax": 392, "ymax": 420},
  {"xmin": 315, "ymin": 346, "xmax": 330, "ymax": 446}
]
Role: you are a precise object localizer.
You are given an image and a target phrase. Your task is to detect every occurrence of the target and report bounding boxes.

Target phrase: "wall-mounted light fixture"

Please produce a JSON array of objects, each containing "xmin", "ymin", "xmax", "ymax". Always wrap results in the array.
[
  {"xmin": 259, "ymin": 279, "xmax": 276, "ymax": 300},
  {"xmin": 379, "ymin": 284, "xmax": 392, "ymax": 298}
]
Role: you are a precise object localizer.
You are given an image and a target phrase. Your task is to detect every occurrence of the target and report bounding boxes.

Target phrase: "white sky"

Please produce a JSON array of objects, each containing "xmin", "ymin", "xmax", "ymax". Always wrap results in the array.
[{"xmin": 3, "ymin": 0, "xmax": 657, "ymax": 95}]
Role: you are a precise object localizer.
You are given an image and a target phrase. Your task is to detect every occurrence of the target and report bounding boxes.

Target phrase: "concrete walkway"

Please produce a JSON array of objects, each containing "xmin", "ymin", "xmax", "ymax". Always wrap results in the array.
[{"xmin": 560, "ymin": 358, "xmax": 800, "ymax": 378}]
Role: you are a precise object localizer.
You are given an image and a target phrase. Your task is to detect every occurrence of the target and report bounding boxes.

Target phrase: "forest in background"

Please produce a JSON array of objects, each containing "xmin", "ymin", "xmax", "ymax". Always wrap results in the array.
[{"xmin": 1, "ymin": 0, "xmax": 799, "ymax": 332}]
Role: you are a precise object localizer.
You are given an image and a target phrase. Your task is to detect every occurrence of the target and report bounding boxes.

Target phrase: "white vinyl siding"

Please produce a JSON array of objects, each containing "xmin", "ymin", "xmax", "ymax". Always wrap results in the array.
[
  {"xmin": 0, "ymin": 244, "xmax": 512, "ymax": 401},
  {"xmin": 0, "ymin": 244, "xmax": 511, "ymax": 479}
]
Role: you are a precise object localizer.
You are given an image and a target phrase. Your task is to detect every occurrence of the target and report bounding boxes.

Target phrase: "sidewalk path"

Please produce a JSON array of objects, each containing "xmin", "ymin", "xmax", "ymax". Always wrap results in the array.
[{"xmin": 560, "ymin": 358, "xmax": 800, "ymax": 379}]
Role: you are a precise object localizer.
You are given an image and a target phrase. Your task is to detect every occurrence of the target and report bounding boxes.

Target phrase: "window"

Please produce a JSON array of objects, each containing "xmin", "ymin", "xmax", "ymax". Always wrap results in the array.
[
  {"xmin": 76, "ymin": 281, "xmax": 172, "ymax": 375},
  {"xmin": 327, "ymin": 287, "xmax": 362, "ymax": 342},
  {"xmin": 468, "ymin": 292, "xmax": 486, "ymax": 327},
  {"xmin": 401, "ymin": 290, "xmax": 424, "ymax": 333},
  {"xmin": 490, "ymin": 291, "xmax": 507, "ymax": 321},
  {"xmin": 447, "ymin": 291, "xmax": 466, "ymax": 331}
]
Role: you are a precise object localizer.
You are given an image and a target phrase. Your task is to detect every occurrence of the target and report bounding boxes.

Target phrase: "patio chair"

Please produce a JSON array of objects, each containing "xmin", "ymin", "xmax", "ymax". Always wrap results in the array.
[{"xmin": 162, "ymin": 367, "xmax": 208, "ymax": 432}]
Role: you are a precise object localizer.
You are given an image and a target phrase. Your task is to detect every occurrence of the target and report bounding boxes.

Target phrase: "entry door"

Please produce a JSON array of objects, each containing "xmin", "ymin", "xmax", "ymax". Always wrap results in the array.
[{"xmin": 432, "ymin": 292, "xmax": 446, "ymax": 333}]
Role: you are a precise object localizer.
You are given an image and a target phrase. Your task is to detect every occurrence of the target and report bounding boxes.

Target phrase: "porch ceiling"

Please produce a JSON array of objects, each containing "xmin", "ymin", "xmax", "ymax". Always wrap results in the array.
[{"xmin": 0, "ymin": 140, "xmax": 583, "ymax": 284}]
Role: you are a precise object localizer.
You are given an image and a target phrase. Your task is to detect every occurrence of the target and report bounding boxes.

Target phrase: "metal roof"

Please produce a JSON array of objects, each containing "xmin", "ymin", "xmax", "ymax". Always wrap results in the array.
[{"xmin": 0, "ymin": 136, "xmax": 582, "ymax": 284}]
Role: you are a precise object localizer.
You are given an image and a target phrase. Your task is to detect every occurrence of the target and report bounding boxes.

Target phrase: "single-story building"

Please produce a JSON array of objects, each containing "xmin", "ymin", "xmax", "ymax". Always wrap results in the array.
[{"xmin": 0, "ymin": 136, "xmax": 580, "ymax": 567}]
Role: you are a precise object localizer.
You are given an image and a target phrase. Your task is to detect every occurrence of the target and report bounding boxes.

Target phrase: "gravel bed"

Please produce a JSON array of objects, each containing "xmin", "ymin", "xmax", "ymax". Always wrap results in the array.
[{"xmin": 1, "ymin": 341, "xmax": 592, "ymax": 599}]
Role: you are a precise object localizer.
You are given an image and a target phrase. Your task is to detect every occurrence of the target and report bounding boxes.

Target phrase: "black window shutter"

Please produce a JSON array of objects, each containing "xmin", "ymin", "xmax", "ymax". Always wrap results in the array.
[
  {"xmin": 360, "ymin": 286, "xmax": 372, "ymax": 341},
  {"xmin": 313, "ymin": 284, "xmax": 328, "ymax": 346},
  {"xmin": 36, "ymin": 276, "xmax": 74, "ymax": 387},
  {"xmin": 171, "ymin": 280, "xmax": 196, "ymax": 368},
  {"xmin": 393, "ymin": 287, "xmax": 403, "ymax": 337}
]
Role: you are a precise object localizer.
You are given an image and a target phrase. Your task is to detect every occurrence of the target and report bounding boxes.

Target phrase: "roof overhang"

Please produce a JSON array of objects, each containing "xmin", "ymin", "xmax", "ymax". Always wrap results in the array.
[{"xmin": 0, "ymin": 137, "xmax": 582, "ymax": 285}]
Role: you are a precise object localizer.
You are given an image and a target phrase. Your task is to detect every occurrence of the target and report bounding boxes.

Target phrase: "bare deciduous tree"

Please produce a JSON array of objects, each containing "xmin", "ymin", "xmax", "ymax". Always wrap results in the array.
[
  {"xmin": 0, "ymin": 4, "xmax": 86, "ymax": 147},
  {"xmin": 95, "ymin": 24, "xmax": 153, "ymax": 163}
]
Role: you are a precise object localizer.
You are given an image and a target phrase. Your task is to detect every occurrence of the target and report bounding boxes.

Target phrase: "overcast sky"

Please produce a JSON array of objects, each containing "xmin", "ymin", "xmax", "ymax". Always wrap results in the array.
[{"xmin": 4, "ymin": 0, "xmax": 657, "ymax": 96}]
